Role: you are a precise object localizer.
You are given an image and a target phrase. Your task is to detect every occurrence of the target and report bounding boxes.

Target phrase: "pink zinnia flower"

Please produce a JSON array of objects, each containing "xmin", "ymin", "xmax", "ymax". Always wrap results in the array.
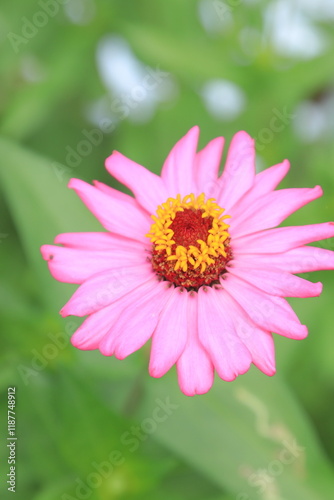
[{"xmin": 41, "ymin": 127, "xmax": 334, "ymax": 396}]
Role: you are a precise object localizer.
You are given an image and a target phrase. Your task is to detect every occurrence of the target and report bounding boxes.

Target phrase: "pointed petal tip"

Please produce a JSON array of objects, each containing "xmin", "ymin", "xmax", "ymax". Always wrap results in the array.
[
  {"xmin": 218, "ymin": 373, "xmax": 238, "ymax": 383},
  {"xmin": 251, "ymin": 358, "xmax": 276, "ymax": 377},
  {"xmin": 194, "ymin": 388, "xmax": 210, "ymax": 396},
  {"xmin": 295, "ymin": 324, "xmax": 309, "ymax": 340},
  {"xmin": 59, "ymin": 307, "xmax": 69, "ymax": 318},
  {"xmin": 149, "ymin": 365, "xmax": 164, "ymax": 379},
  {"xmin": 68, "ymin": 177, "xmax": 86, "ymax": 190},
  {"xmin": 281, "ymin": 322, "xmax": 308, "ymax": 340},
  {"xmin": 181, "ymin": 125, "xmax": 200, "ymax": 146},
  {"xmin": 255, "ymin": 358, "xmax": 276, "ymax": 377},
  {"xmin": 315, "ymin": 281, "xmax": 323, "ymax": 296},
  {"xmin": 40, "ymin": 244, "xmax": 52, "ymax": 261},
  {"xmin": 70, "ymin": 336, "xmax": 78, "ymax": 348},
  {"xmin": 70, "ymin": 336, "xmax": 88, "ymax": 350},
  {"xmin": 99, "ymin": 343, "xmax": 115, "ymax": 357},
  {"xmin": 178, "ymin": 376, "xmax": 214, "ymax": 397},
  {"xmin": 113, "ymin": 341, "xmax": 135, "ymax": 360},
  {"xmin": 67, "ymin": 178, "xmax": 76, "ymax": 189},
  {"xmin": 235, "ymin": 129, "xmax": 251, "ymax": 137},
  {"xmin": 114, "ymin": 351, "xmax": 126, "ymax": 360},
  {"xmin": 210, "ymin": 136, "xmax": 225, "ymax": 152},
  {"xmin": 233, "ymin": 130, "xmax": 254, "ymax": 144},
  {"xmin": 104, "ymin": 150, "xmax": 122, "ymax": 170},
  {"xmin": 314, "ymin": 185, "xmax": 323, "ymax": 197},
  {"xmin": 277, "ymin": 159, "xmax": 291, "ymax": 181},
  {"xmin": 53, "ymin": 234, "xmax": 64, "ymax": 245},
  {"xmin": 188, "ymin": 124, "xmax": 200, "ymax": 135},
  {"xmin": 205, "ymin": 135, "xmax": 225, "ymax": 154},
  {"xmin": 179, "ymin": 385, "xmax": 211, "ymax": 397},
  {"xmin": 236, "ymin": 362, "xmax": 253, "ymax": 377},
  {"xmin": 281, "ymin": 159, "xmax": 290, "ymax": 173},
  {"xmin": 180, "ymin": 125, "xmax": 200, "ymax": 148},
  {"xmin": 263, "ymin": 366, "xmax": 276, "ymax": 377}
]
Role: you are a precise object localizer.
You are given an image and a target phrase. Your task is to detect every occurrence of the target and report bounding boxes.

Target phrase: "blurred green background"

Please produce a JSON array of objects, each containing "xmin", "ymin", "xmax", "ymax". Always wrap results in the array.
[{"xmin": 1, "ymin": 0, "xmax": 334, "ymax": 499}]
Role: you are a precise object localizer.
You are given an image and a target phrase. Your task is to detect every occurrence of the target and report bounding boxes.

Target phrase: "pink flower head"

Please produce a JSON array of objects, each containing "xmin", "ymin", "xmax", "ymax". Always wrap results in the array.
[{"xmin": 41, "ymin": 127, "xmax": 334, "ymax": 396}]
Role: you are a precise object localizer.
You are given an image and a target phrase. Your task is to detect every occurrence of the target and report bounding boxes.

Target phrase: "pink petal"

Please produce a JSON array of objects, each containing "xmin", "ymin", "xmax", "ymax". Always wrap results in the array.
[
  {"xmin": 230, "ymin": 186, "xmax": 323, "ymax": 238},
  {"xmin": 195, "ymin": 137, "xmax": 224, "ymax": 196},
  {"xmin": 93, "ymin": 180, "xmax": 142, "ymax": 207},
  {"xmin": 220, "ymin": 291, "xmax": 276, "ymax": 375},
  {"xmin": 101, "ymin": 280, "xmax": 174, "ymax": 359},
  {"xmin": 105, "ymin": 152, "xmax": 168, "ymax": 214},
  {"xmin": 254, "ymin": 159, "xmax": 290, "ymax": 194},
  {"xmin": 54, "ymin": 232, "xmax": 144, "ymax": 251},
  {"xmin": 177, "ymin": 291, "xmax": 214, "ymax": 396},
  {"xmin": 149, "ymin": 287, "xmax": 188, "ymax": 378},
  {"xmin": 222, "ymin": 274, "xmax": 308, "ymax": 339},
  {"xmin": 197, "ymin": 286, "xmax": 252, "ymax": 381},
  {"xmin": 216, "ymin": 131, "xmax": 255, "ymax": 212},
  {"xmin": 60, "ymin": 263, "xmax": 153, "ymax": 317},
  {"xmin": 68, "ymin": 178, "xmax": 150, "ymax": 243},
  {"xmin": 93, "ymin": 180, "xmax": 157, "ymax": 220},
  {"xmin": 73, "ymin": 278, "xmax": 174, "ymax": 354},
  {"xmin": 227, "ymin": 265, "xmax": 322, "ymax": 298},
  {"xmin": 232, "ymin": 222, "xmax": 334, "ymax": 254},
  {"xmin": 237, "ymin": 246, "xmax": 334, "ymax": 273},
  {"xmin": 231, "ymin": 160, "xmax": 290, "ymax": 214},
  {"xmin": 161, "ymin": 126, "xmax": 200, "ymax": 197},
  {"xmin": 40, "ymin": 244, "xmax": 146, "ymax": 284},
  {"xmin": 71, "ymin": 300, "xmax": 127, "ymax": 350},
  {"xmin": 245, "ymin": 329, "xmax": 275, "ymax": 376}
]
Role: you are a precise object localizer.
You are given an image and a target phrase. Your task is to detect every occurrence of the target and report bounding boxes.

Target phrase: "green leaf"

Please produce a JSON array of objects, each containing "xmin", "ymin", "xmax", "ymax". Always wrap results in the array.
[
  {"xmin": 123, "ymin": 23, "xmax": 243, "ymax": 83},
  {"xmin": 0, "ymin": 136, "xmax": 100, "ymax": 310},
  {"xmin": 1, "ymin": 26, "xmax": 101, "ymax": 141},
  {"xmin": 135, "ymin": 369, "xmax": 334, "ymax": 500}
]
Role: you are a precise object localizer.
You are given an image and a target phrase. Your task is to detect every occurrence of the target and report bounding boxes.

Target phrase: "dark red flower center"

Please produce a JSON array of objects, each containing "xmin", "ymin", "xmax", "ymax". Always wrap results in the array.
[
  {"xmin": 146, "ymin": 193, "xmax": 232, "ymax": 290},
  {"xmin": 170, "ymin": 208, "xmax": 212, "ymax": 249}
]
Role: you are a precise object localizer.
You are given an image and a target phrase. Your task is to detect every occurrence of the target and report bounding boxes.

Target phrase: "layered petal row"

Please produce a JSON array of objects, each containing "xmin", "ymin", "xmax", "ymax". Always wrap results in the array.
[{"xmin": 41, "ymin": 126, "xmax": 334, "ymax": 396}]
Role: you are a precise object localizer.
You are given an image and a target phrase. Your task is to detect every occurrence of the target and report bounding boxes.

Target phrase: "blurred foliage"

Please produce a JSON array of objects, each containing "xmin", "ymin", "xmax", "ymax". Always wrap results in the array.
[{"xmin": 1, "ymin": 0, "xmax": 334, "ymax": 499}]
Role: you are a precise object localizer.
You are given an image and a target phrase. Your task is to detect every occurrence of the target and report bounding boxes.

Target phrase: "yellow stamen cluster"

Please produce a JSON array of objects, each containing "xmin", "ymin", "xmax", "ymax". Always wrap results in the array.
[{"xmin": 146, "ymin": 193, "xmax": 230, "ymax": 274}]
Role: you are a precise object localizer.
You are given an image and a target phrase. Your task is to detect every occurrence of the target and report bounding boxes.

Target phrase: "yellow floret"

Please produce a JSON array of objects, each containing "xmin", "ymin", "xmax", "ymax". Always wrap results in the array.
[{"xmin": 146, "ymin": 193, "xmax": 230, "ymax": 273}]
